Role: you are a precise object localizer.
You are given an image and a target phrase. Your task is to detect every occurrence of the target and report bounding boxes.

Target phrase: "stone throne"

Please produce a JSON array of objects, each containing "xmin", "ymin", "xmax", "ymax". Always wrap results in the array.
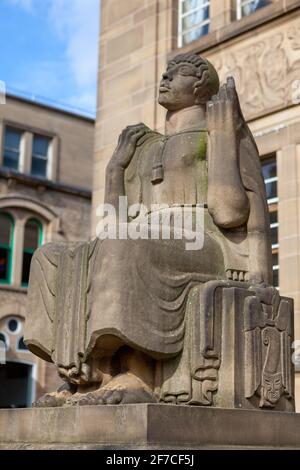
[{"xmin": 23, "ymin": 52, "xmax": 295, "ymax": 413}]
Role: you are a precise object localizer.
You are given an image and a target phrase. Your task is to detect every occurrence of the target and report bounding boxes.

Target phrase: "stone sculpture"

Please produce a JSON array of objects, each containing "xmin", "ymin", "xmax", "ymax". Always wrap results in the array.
[{"xmin": 24, "ymin": 53, "xmax": 295, "ymax": 411}]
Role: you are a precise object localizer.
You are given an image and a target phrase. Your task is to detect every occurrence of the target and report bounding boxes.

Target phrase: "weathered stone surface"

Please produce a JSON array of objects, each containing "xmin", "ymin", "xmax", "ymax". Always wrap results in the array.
[
  {"xmin": 24, "ymin": 52, "xmax": 294, "ymax": 413},
  {"xmin": 1, "ymin": 404, "xmax": 300, "ymax": 449}
]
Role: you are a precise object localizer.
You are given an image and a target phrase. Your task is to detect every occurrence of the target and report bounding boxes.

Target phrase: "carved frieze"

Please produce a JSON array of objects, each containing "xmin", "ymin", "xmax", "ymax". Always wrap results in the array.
[{"xmin": 209, "ymin": 18, "xmax": 300, "ymax": 119}]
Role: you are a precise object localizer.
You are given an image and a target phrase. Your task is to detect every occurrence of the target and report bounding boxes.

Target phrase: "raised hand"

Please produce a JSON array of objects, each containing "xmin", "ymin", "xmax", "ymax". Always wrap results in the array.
[
  {"xmin": 111, "ymin": 123, "xmax": 150, "ymax": 170},
  {"xmin": 206, "ymin": 76, "xmax": 243, "ymax": 136},
  {"xmin": 206, "ymin": 76, "xmax": 250, "ymax": 229}
]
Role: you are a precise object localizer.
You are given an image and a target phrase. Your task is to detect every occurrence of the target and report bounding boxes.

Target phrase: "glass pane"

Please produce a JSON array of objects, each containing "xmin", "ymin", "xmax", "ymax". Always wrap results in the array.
[
  {"xmin": 3, "ymin": 150, "xmax": 19, "ymax": 171},
  {"xmin": 182, "ymin": 0, "xmax": 208, "ymax": 14},
  {"xmin": 24, "ymin": 220, "xmax": 39, "ymax": 251},
  {"xmin": 241, "ymin": 0, "xmax": 270, "ymax": 17},
  {"xmin": 182, "ymin": 23, "xmax": 209, "ymax": 45},
  {"xmin": 262, "ymin": 159, "xmax": 276, "ymax": 180},
  {"xmin": 0, "ymin": 248, "xmax": 9, "ymax": 281},
  {"xmin": 265, "ymin": 180, "xmax": 277, "ymax": 200},
  {"xmin": 271, "ymin": 225, "xmax": 278, "ymax": 246},
  {"xmin": 182, "ymin": 6, "xmax": 209, "ymax": 31},
  {"xmin": 22, "ymin": 251, "xmax": 33, "ymax": 285},
  {"xmin": 4, "ymin": 127, "xmax": 22, "ymax": 151},
  {"xmin": 31, "ymin": 156, "xmax": 48, "ymax": 178},
  {"xmin": 272, "ymin": 252, "xmax": 278, "ymax": 267},
  {"xmin": 8, "ymin": 319, "xmax": 19, "ymax": 333},
  {"xmin": 0, "ymin": 214, "xmax": 11, "ymax": 246},
  {"xmin": 32, "ymin": 135, "xmax": 49, "ymax": 157},
  {"xmin": 273, "ymin": 268, "xmax": 279, "ymax": 287},
  {"xmin": 269, "ymin": 209, "xmax": 278, "ymax": 225}
]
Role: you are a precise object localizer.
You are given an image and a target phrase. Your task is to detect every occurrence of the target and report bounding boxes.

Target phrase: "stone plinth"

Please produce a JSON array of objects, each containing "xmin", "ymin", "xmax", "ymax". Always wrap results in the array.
[{"xmin": 1, "ymin": 404, "xmax": 300, "ymax": 449}]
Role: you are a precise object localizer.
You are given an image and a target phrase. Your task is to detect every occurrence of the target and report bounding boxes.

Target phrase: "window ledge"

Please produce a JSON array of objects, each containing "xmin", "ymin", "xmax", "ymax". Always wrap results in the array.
[
  {"xmin": 0, "ymin": 284, "xmax": 27, "ymax": 294},
  {"xmin": 0, "ymin": 168, "xmax": 92, "ymax": 199},
  {"xmin": 172, "ymin": 0, "xmax": 300, "ymax": 57}
]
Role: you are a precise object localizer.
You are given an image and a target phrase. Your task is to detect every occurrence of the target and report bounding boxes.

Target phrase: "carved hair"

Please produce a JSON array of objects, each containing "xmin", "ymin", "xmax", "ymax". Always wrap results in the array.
[{"xmin": 168, "ymin": 53, "xmax": 220, "ymax": 105}]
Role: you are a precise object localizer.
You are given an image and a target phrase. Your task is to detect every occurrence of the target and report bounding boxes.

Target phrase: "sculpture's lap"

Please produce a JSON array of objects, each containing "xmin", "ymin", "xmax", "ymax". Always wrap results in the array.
[
  {"xmin": 85, "ymin": 228, "xmax": 226, "ymax": 359},
  {"xmin": 25, "ymin": 226, "xmax": 226, "ymax": 365}
]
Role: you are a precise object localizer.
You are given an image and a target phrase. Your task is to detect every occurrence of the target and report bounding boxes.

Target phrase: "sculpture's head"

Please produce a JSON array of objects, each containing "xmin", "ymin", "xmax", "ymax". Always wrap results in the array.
[{"xmin": 158, "ymin": 53, "xmax": 219, "ymax": 112}]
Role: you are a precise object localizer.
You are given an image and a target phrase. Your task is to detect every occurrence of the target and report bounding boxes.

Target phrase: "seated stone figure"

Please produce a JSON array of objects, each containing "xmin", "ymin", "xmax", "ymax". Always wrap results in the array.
[{"xmin": 25, "ymin": 53, "xmax": 280, "ymax": 408}]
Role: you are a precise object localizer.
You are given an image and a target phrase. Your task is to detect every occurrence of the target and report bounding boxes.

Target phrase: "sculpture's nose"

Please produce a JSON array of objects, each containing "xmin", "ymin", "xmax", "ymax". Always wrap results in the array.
[{"xmin": 162, "ymin": 71, "xmax": 172, "ymax": 82}]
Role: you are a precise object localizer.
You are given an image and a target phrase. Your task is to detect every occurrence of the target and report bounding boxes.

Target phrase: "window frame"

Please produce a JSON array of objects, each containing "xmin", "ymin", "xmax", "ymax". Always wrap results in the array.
[
  {"xmin": 0, "ymin": 331, "xmax": 9, "ymax": 352},
  {"xmin": 178, "ymin": 0, "xmax": 210, "ymax": 48},
  {"xmin": 0, "ymin": 212, "xmax": 14, "ymax": 286},
  {"xmin": 236, "ymin": 0, "xmax": 268, "ymax": 21},
  {"xmin": 30, "ymin": 134, "xmax": 51, "ymax": 179},
  {"xmin": 21, "ymin": 218, "xmax": 43, "ymax": 288},
  {"xmin": 261, "ymin": 155, "xmax": 279, "ymax": 289},
  {"xmin": 2, "ymin": 125, "xmax": 24, "ymax": 172},
  {"xmin": 1, "ymin": 121, "xmax": 56, "ymax": 182}
]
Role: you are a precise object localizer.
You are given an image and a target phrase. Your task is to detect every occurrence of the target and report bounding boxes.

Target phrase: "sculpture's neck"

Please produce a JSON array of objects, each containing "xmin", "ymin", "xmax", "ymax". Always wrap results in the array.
[{"xmin": 165, "ymin": 105, "xmax": 206, "ymax": 136}]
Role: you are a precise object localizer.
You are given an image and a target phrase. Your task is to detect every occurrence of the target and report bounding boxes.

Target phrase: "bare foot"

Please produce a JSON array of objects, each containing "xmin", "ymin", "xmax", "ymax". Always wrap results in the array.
[
  {"xmin": 66, "ymin": 372, "xmax": 157, "ymax": 406},
  {"xmin": 33, "ymin": 383, "xmax": 76, "ymax": 408}
]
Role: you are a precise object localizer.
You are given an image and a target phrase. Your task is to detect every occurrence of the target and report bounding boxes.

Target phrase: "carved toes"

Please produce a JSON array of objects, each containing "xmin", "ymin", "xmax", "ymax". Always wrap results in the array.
[
  {"xmin": 64, "ymin": 385, "xmax": 157, "ymax": 406},
  {"xmin": 33, "ymin": 394, "xmax": 66, "ymax": 408}
]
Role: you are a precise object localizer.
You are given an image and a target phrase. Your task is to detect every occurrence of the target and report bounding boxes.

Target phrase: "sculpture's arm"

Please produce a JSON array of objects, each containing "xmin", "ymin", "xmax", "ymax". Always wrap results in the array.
[
  {"xmin": 104, "ymin": 123, "xmax": 149, "ymax": 210},
  {"xmin": 207, "ymin": 77, "xmax": 250, "ymax": 229}
]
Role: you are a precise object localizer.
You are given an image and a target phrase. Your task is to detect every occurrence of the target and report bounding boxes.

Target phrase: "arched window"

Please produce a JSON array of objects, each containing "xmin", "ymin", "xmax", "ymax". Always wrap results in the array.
[
  {"xmin": 21, "ymin": 219, "xmax": 43, "ymax": 286},
  {"xmin": 0, "ymin": 213, "xmax": 14, "ymax": 285},
  {"xmin": 0, "ymin": 332, "xmax": 7, "ymax": 349},
  {"xmin": 17, "ymin": 336, "xmax": 28, "ymax": 351}
]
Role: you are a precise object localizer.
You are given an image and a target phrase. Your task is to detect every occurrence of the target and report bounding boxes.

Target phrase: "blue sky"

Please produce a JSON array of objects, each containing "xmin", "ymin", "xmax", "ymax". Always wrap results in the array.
[{"xmin": 0, "ymin": 0, "xmax": 100, "ymax": 116}]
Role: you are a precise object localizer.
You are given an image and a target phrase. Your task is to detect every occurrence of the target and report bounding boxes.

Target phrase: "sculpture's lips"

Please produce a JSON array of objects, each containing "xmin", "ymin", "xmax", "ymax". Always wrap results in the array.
[{"xmin": 159, "ymin": 86, "xmax": 170, "ymax": 93}]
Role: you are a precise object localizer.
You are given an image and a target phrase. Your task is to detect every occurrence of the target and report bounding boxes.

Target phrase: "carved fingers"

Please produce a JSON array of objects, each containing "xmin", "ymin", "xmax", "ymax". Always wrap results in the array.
[
  {"xmin": 114, "ymin": 123, "xmax": 150, "ymax": 169},
  {"xmin": 206, "ymin": 76, "xmax": 242, "ymax": 134}
]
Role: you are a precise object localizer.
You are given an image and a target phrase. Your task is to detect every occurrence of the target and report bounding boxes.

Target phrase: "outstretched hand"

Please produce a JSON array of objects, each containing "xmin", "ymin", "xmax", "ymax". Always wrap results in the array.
[{"xmin": 206, "ymin": 76, "xmax": 244, "ymax": 135}]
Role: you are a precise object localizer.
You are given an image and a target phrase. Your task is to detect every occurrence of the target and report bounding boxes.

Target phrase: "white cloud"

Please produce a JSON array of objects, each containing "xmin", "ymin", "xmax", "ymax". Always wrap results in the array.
[
  {"xmin": 4, "ymin": 0, "xmax": 34, "ymax": 12},
  {"xmin": 49, "ymin": 0, "xmax": 100, "ymax": 88},
  {"xmin": 4, "ymin": 0, "xmax": 100, "ymax": 112},
  {"xmin": 48, "ymin": 0, "xmax": 100, "ymax": 111},
  {"xmin": 68, "ymin": 90, "xmax": 97, "ymax": 112},
  {"xmin": 11, "ymin": 59, "xmax": 70, "ymax": 97}
]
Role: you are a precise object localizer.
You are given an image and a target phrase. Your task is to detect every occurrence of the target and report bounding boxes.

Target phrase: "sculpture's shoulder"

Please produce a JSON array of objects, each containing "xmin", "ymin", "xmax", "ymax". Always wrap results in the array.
[
  {"xmin": 32, "ymin": 240, "xmax": 89, "ymax": 268},
  {"xmin": 137, "ymin": 128, "xmax": 163, "ymax": 149},
  {"xmin": 125, "ymin": 129, "xmax": 163, "ymax": 179}
]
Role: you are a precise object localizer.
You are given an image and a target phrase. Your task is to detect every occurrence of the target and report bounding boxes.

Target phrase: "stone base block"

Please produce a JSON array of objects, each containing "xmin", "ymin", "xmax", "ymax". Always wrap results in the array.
[{"xmin": 1, "ymin": 404, "xmax": 300, "ymax": 449}]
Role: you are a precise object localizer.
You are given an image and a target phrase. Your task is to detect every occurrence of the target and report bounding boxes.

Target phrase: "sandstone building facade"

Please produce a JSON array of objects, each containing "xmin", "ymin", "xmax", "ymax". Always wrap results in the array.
[
  {"xmin": 0, "ymin": 95, "xmax": 94, "ymax": 407},
  {"xmin": 94, "ymin": 0, "xmax": 300, "ymax": 409}
]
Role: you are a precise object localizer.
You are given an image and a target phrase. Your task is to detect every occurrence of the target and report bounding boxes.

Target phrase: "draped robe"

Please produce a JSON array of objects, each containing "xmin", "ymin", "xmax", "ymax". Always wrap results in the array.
[{"xmin": 24, "ymin": 127, "xmax": 271, "ymax": 401}]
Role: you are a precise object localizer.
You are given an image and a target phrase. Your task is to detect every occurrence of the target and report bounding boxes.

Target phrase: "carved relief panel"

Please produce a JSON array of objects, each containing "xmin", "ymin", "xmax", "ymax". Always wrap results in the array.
[{"xmin": 208, "ymin": 17, "xmax": 300, "ymax": 120}]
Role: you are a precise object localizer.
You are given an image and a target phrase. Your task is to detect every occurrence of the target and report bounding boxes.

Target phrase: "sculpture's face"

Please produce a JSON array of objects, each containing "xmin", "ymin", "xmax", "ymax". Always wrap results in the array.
[
  {"xmin": 158, "ymin": 62, "xmax": 199, "ymax": 111},
  {"xmin": 261, "ymin": 371, "xmax": 282, "ymax": 405}
]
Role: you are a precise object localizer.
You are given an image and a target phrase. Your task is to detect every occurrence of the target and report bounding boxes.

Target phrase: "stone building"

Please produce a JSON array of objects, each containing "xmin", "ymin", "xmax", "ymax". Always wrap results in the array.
[
  {"xmin": 0, "ymin": 94, "xmax": 94, "ymax": 407},
  {"xmin": 94, "ymin": 0, "xmax": 300, "ymax": 409}
]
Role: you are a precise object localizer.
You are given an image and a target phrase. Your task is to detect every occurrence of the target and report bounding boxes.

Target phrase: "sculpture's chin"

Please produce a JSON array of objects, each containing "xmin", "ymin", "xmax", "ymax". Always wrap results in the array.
[{"xmin": 158, "ymin": 95, "xmax": 170, "ymax": 109}]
